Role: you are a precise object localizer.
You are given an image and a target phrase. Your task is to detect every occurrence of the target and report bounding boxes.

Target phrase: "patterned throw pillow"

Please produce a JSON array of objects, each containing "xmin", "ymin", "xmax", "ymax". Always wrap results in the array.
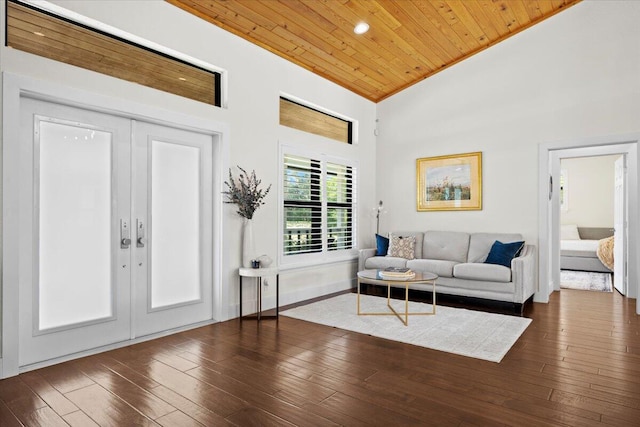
[{"xmin": 388, "ymin": 235, "xmax": 416, "ymax": 260}]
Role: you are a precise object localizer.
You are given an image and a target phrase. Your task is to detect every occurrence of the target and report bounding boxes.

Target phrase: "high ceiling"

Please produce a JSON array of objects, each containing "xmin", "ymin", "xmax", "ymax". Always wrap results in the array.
[{"xmin": 167, "ymin": 0, "xmax": 581, "ymax": 102}]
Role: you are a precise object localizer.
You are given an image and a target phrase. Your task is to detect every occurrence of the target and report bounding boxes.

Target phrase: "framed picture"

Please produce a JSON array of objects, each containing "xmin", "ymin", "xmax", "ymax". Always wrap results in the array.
[{"xmin": 416, "ymin": 152, "xmax": 482, "ymax": 211}]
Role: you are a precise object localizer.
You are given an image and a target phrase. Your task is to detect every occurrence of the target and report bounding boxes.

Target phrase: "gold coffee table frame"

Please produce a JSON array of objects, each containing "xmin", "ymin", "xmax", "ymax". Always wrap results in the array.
[{"xmin": 357, "ymin": 269, "xmax": 438, "ymax": 326}]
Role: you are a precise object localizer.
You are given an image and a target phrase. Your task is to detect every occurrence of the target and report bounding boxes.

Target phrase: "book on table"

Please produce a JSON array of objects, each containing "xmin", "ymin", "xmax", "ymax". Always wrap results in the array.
[
  {"xmin": 384, "ymin": 267, "xmax": 411, "ymax": 273},
  {"xmin": 379, "ymin": 267, "xmax": 415, "ymax": 280}
]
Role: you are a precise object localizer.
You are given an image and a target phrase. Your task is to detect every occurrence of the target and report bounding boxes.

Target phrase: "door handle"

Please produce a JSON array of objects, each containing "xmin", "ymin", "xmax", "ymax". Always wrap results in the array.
[
  {"xmin": 136, "ymin": 219, "xmax": 146, "ymax": 248},
  {"xmin": 120, "ymin": 219, "xmax": 131, "ymax": 249}
]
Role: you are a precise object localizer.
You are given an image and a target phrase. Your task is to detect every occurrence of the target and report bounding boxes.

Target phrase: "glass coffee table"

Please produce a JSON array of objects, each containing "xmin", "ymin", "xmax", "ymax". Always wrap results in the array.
[{"xmin": 357, "ymin": 269, "xmax": 438, "ymax": 326}]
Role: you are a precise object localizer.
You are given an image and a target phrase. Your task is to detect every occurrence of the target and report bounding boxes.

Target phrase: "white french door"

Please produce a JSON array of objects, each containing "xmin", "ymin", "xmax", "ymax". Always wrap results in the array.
[
  {"xmin": 132, "ymin": 121, "xmax": 213, "ymax": 337},
  {"xmin": 18, "ymin": 98, "xmax": 213, "ymax": 368}
]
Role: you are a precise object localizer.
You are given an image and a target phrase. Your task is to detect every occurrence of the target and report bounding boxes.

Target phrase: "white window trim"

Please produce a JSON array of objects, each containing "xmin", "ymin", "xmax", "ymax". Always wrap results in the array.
[{"xmin": 278, "ymin": 144, "xmax": 358, "ymax": 270}]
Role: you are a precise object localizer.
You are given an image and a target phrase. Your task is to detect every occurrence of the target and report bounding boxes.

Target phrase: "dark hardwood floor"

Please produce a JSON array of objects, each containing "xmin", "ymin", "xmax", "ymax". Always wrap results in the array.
[{"xmin": 0, "ymin": 289, "xmax": 638, "ymax": 426}]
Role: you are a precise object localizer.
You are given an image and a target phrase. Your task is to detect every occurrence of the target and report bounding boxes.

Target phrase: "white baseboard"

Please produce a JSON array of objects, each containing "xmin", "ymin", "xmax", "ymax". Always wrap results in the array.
[
  {"xmin": 14, "ymin": 319, "xmax": 217, "ymax": 376},
  {"xmin": 232, "ymin": 277, "xmax": 355, "ymax": 318}
]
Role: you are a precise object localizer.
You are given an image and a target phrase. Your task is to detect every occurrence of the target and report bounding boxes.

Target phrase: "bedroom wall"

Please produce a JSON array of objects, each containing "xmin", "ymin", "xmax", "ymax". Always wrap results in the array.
[
  {"xmin": 0, "ymin": 0, "xmax": 377, "ymax": 329},
  {"xmin": 560, "ymin": 155, "xmax": 620, "ymax": 228},
  {"xmin": 376, "ymin": 1, "xmax": 640, "ymax": 251}
]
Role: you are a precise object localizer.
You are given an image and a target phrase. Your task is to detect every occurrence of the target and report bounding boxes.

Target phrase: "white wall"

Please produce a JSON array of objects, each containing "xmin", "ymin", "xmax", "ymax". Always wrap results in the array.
[
  {"xmin": 0, "ymin": 0, "xmax": 377, "ymax": 325},
  {"xmin": 376, "ymin": 1, "xmax": 640, "ymax": 248},
  {"xmin": 561, "ymin": 155, "xmax": 619, "ymax": 228}
]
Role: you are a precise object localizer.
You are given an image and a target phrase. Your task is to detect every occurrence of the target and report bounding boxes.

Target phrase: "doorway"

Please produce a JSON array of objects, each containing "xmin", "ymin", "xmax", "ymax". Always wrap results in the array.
[
  {"xmin": 537, "ymin": 135, "xmax": 639, "ymax": 315},
  {"xmin": 17, "ymin": 97, "xmax": 214, "ymax": 368},
  {"xmin": 558, "ymin": 154, "xmax": 622, "ymax": 294}
]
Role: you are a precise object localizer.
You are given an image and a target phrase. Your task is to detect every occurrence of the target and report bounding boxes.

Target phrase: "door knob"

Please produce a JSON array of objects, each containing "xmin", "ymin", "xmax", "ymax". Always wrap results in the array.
[
  {"xmin": 136, "ymin": 219, "xmax": 146, "ymax": 248},
  {"xmin": 120, "ymin": 219, "xmax": 131, "ymax": 249}
]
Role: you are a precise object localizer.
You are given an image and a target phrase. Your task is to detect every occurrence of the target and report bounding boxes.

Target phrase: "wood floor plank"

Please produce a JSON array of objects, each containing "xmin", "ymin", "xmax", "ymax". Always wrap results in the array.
[
  {"xmin": 73, "ymin": 361, "xmax": 177, "ymax": 420},
  {"xmin": 125, "ymin": 359, "xmax": 247, "ymax": 418},
  {"xmin": 20, "ymin": 371, "xmax": 79, "ymax": 416},
  {"xmin": 226, "ymin": 407, "xmax": 297, "ymax": 427},
  {"xmin": 317, "ymin": 392, "xmax": 437, "ymax": 426},
  {"xmin": 62, "ymin": 410, "xmax": 101, "ymax": 427},
  {"xmin": 36, "ymin": 363, "xmax": 95, "ymax": 394},
  {"xmin": 0, "ymin": 289, "xmax": 638, "ymax": 426},
  {"xmin": 155, "ymin": 409, "xmax": 204, "ymax": 427},
  {"xmin": 0, "ymin": 377, "xmax": 49, "ymax": 420},
  {"xmin": 0, "ymin": 399, "xmax": 23, "ymax": 427},
  {"xmin": 65, "ymin": 384, "xmax": 157, "ymax": 426},
  {"xmin": 18, "ymin": 406, "xmax": 69, "ymax": 427},
  {"xmin": 149, "ymin": 385, "xmax": 233, "ymax": 426},
  {"xmin": 184, "ymin": 365, "xmax": 340, "ymax": 426},
  {"xmin": 550, "ymin": 388, "xmax": 640, "ymax": 423}
]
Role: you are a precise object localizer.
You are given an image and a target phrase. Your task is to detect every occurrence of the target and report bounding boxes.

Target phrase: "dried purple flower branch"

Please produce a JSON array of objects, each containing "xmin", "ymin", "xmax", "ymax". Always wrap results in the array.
[{"xmin": 223, "ymin": 166, "xmax": 271, "ymax": 219}]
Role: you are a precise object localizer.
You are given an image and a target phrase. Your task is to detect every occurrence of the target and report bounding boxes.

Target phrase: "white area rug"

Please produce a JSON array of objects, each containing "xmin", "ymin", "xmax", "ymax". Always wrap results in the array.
[
  {"xmin": 560, "ymin": 270, "xmax": 612, "ymax": 292},
  {"xmin": 281, "ymin": 294, "xmax": 532, "ymax": 363}
]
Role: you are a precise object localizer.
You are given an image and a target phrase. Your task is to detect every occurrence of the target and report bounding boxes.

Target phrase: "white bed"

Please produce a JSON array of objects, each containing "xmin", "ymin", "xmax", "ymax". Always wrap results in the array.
[{"xmin": 560, "ymin": 225, "xmax": 613, "ymax": 273}]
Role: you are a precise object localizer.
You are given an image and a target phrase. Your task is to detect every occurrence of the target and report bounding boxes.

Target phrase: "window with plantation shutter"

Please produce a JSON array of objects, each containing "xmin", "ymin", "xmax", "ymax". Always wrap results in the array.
[{"xmin": 283, "ymin": 152, "xmax": 356, "ymax": 258}]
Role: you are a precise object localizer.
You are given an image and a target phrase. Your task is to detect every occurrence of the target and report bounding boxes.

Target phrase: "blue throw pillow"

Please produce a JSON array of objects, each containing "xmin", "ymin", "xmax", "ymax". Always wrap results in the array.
[
  {"xmin": 375, "ymin": 234, "xmax": 389, "ymax": 256},
  {"xmin": 484, "ymin": 240, "xmax": 525, "ymax": 267}
]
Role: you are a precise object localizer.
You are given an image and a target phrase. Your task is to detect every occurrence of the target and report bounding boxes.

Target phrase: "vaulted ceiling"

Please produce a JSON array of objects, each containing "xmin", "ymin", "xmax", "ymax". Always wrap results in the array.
[{"xmin": 167, "ymin": 0, "xmax": 581, "ymax": 102}]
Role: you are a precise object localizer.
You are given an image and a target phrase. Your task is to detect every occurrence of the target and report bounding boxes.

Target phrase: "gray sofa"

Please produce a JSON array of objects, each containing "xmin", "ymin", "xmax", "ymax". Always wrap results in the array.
[{"xmin": 358, "ymin": 231, "xmax": 537, "ymax": 313}]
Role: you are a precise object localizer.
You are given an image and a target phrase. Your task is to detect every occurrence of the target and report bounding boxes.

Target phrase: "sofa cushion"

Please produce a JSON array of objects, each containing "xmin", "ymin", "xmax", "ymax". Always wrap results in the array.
[
  {"xmin": 375, "ymin": 234, "xmax": 389, "ymax": 256},
  {"xmin": 423, "ymin": 231, "xmax": 470, "ymax": 263},
  {"xmin": 406, "ymin": 259, "xmax": 457, "ymax": 278},
  {"xmin": 467, "ymin": 233, "xmax": 523, "ymax": 263},
  {"xmin": 388, "ymin": 235, "xmax": 416, "ymax": 259},
  {"xmin": 389, "ymin": 232, "xmax": 424, "ymax": 259},
  {"xmin": 485, "ymin": 240, "xmax": 525, "ymax": 267},
  {"xmin": 436, "ymin": 276, "xmax": 515, "ymax": 297},
  {"xmin": 454, "ymin": 263, "xmax": 511, "ymax": 283},
  {"xmin": 365, "ymin": 256, "xmax": 407, "ymax": 270}
]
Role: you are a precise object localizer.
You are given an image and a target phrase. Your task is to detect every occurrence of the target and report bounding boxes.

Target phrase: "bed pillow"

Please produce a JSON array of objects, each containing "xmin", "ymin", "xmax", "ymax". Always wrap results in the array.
[
  {"xmin": 484, "ymin": 240, "xmax": 525, "ymax": 268},
  {"xmin": 561, "ymin": 224, "xmax": 581, "ymax": 240},
  {"xmin": 375, "ymin": 234, "xmax": 389, "ymax": 256},
  {"xmin": 387, "ymin": 235, "xmax": 416, "ymax": 260}
]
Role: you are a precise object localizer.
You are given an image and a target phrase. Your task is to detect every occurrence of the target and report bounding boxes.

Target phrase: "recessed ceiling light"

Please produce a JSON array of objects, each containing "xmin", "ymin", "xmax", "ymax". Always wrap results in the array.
[
  {"xmin": 33, "ymin": 31, "xmax": 45, "ymax": 37},
  {"xmin": 354, "ymin": 22, "xmax": 369, "ymax": 35},
  {"xmin": 178, "ymin": 77, "xmax": 187, "ymax": 81}
]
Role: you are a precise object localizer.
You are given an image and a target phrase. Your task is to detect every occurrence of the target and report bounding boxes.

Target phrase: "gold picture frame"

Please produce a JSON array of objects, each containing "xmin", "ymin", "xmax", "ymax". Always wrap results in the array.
[{"xmin": 416, "ymin": 152, "xmax": 482, "ymax": 211}]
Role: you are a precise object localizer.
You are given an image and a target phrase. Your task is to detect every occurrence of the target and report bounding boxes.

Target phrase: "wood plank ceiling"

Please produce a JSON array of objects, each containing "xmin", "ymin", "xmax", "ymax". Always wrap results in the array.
[{"xmin": 166, "ymin": 0, "xmax": 581, "ymax": 103}]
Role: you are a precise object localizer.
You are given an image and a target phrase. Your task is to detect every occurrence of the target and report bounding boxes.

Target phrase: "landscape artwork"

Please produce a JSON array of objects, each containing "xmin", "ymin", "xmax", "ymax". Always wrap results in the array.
[{"xmin": 416, "ymin": 152, "xmax": 482, "ymax": 211}]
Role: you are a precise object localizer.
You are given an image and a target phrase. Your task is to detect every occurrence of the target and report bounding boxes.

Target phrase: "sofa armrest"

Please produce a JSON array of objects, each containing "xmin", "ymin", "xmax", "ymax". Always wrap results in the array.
[
  {"xmin": 511, "ymin": 244, "xmax": 537, "ymax": 304},
  {"xmin": 359, "ymin": 248, "xmax": 377, "ymax": 271}
]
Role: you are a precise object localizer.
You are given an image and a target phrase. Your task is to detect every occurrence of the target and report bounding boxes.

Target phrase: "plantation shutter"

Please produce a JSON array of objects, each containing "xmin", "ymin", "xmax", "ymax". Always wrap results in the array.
[
  {"xmin": 326, "ymin": 162, "xmax": 354, "ymax": 251},
  {"xmin": 283, "ymin": 154, "xmax": 322, "ymax": 255}
]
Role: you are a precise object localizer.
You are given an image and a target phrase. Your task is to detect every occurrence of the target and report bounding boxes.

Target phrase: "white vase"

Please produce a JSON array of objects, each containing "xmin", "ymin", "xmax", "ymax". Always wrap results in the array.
[{"xmin": 242, "ymin": 218, "xmax": 256, "ymax": 268}]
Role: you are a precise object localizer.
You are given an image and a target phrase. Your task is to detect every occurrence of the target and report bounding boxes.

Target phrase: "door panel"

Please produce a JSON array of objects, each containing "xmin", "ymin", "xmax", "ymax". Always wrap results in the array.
[
  {"xmin": 150, "ymin": 140, "xmax": 201, "ymax": 309},
  {"xmin": 133, "ymin": 121, "xmax": 213, "ymax": 338},
  {"xmin": 37, "ymin": 120, "xmax": 114, "ymax": 330},
  {"xmin": 19, "ymin": 98, "xmax": 132, "ymax": 367}
]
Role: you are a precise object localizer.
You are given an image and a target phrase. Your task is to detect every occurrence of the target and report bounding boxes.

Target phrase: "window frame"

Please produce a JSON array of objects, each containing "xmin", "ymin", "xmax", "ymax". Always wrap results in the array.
[{"xmin": 279, "ymin": 145, "xmax": 358, "ymax": 268}]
